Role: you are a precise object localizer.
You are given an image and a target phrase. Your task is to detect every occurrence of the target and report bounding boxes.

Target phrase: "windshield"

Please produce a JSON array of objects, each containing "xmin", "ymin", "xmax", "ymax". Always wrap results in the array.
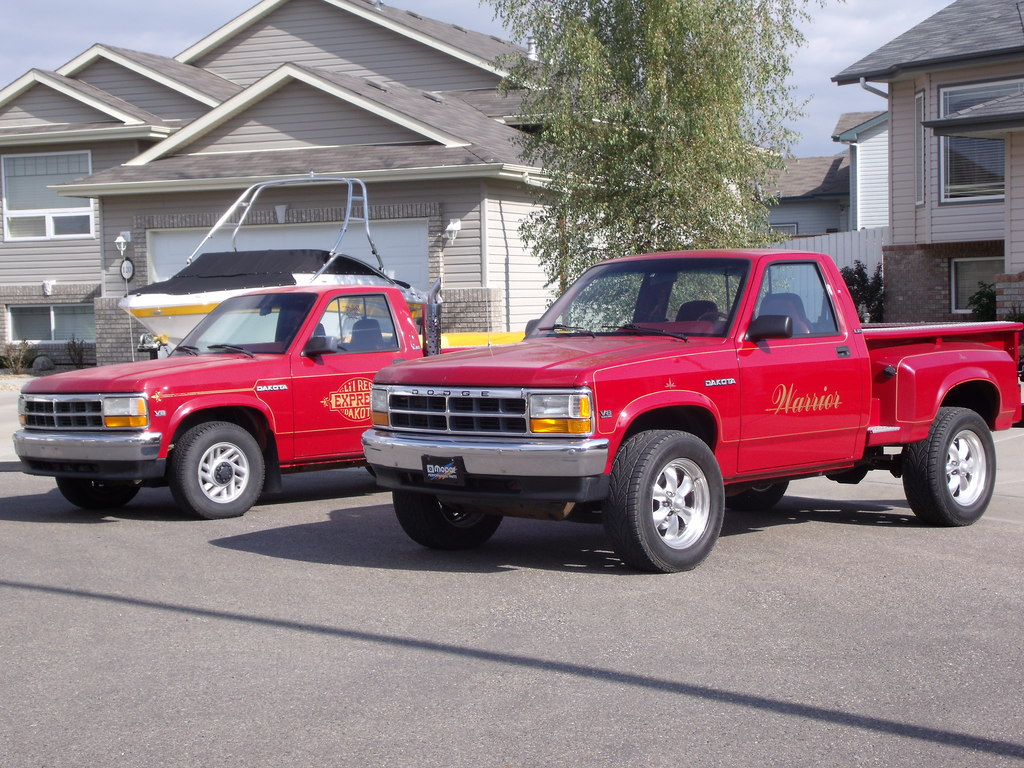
[
  {"xmin": 534, "ymin": 256, "xmax": 750, "ymax": 338},
  {"xmin": 177, "ymin": 292, "xmax": 317, "ymax": 355}
]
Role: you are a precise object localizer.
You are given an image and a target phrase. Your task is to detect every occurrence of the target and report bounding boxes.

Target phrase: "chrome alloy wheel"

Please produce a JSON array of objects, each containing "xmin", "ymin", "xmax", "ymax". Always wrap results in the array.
[
  {"xmin": 198, "ymin": 441, "xmax": 251, "ymax": 504},
  {"xmin": 946, "ymin": 429, "xmax": 988, "ymax": 507},
  {"xmin": 650, "ymin": 457, "xmax": 711, "ymax": 549}
]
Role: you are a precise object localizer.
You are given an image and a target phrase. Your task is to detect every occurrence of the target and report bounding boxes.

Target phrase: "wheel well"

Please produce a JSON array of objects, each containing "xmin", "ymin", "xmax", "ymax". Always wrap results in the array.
[
  {"xmin": 941, "ymin": 381, "xmax": 1000, "ymax": 427},
  {"xmin": 621, "ymin": 406, "xmax": 717, "ymax": 449},
  {"xmin": 173, "ymin": 407, "xmax": 275, "ymax": 456}
]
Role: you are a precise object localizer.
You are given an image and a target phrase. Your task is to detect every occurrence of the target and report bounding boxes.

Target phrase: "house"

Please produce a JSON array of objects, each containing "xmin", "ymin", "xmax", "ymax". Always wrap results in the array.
[
  {"xmin": 769, "ymin": 153, "xmax": 850, "ymax": 236},
  {"xmin": 833, "ymin": 0, "xmax": 1024, "ymax": 322},
  {"xmin": 0, "ymin": 0, "xmax": 548, "ymax": 367},
  {"xmin": 831, "ymin": 110, "xmax": 889, "ymax": 230}
]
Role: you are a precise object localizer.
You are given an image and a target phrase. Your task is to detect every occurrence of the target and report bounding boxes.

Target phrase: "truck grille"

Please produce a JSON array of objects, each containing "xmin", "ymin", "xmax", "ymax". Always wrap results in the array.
[
  {"xmin": 388, "ymin": 388, "xmax": 528, "ymax": 435},
  {"xmin": 22, "ymin": 397, "xmax": 105, "ymax": 430}
]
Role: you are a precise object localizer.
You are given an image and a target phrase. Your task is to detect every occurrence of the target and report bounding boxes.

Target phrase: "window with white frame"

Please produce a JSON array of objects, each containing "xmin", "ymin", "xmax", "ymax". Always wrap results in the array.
[
  {"xmin": 915, "ymin": 91, "xmax": 925, "ymax": 205},
  {"xmin": 951, "ymin": 257, "xmax": 1003, "ymax": 313},
  {"xmin": 939, "ymin": 80, "xmax": 1024, "ymax": 202},
  {"xmin": 8, "ymin": 304, "xmax": 96, "ymax": 342},
  {"xmin": 2, "ymin": 151, "xmax": 93, "ymax": 240}
]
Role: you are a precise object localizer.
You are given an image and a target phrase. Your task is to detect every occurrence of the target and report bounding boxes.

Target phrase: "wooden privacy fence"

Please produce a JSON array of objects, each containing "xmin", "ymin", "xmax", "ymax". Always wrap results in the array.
[{"xmin": 771, "ymin": 227, "xmax": 888, "ymax": 272}]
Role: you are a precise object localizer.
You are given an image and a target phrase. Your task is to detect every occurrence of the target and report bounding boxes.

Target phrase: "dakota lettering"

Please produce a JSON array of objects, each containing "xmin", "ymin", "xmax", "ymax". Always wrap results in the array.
[{"xmin": 767, "ymin": 383, "xmax": 842, "ymax": 415}]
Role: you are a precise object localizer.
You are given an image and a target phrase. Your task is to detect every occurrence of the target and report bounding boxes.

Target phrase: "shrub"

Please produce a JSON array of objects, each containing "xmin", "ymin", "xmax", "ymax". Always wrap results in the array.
[
  {"xmin": 0, "ymin": 340, "xmax": 38, "ymax": 374},
  {"xmin": 966, "ymin": 282, "xmax": 996, "ymax": 321},
  {"xmin": 65, "ymin": 336, "xmax": 88, "ymax": 368},
  {"xmin": 839, "ymin": 260, "xmax": 884, "ymax": 322}
]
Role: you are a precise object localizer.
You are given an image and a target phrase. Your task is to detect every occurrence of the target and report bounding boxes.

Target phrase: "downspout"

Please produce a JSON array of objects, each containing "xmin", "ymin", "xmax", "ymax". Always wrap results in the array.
[{"xmin": 860, "ymin": 77, "xmax": 888, "ymax": 99}]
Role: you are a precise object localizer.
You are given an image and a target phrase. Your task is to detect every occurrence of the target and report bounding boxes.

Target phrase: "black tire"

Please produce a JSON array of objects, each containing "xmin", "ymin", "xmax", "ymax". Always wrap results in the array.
[
  {"xmin": 55, "ymin": 477, "xmax": 139, "ymax": 510},
  {"xmin": 726, "ymin": 481, "xmax": 789, "ymax": 511},
  {"xmin": 392, "ymin": 491, "xmax": 502, "ymax": 550},
  {"xmin": 603, "ymin": 430, "xmax": 725, "ymax": 573},
  {"xmin": 902, "ymin": 407, "xmax": 995, "ymax": 526},
  {"xmin": 169, "ymin": 421, "xmax": 265, "ymax": 519}
]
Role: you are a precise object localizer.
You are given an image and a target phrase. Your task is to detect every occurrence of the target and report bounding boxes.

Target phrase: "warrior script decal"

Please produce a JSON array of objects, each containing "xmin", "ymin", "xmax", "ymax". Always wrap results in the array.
[{"xmin": 767, "ymin": 383, "xmax": 842, "ymax": 415}]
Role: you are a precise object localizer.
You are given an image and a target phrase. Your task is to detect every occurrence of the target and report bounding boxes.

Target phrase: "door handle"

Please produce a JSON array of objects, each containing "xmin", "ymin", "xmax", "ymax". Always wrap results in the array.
[{"xmin": 836, "ymin": 345, "xmax": 851, "ymax": 358}]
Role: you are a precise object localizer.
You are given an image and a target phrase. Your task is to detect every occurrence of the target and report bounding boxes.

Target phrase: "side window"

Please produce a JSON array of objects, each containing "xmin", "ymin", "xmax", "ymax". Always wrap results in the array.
[
  {"xmin": 754, "ymin": 262, "xmax": 839, "ymax": 336},
  {"xmin": 314, "ymin": 295, "xmax": 399, "ymax": 353}
]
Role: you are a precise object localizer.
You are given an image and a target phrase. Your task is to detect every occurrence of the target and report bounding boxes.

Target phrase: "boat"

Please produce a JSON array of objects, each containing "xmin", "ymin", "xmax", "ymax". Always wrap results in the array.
[{"xmin": 119, "ymin": 176, "xmax": 427, "ymax": 347}]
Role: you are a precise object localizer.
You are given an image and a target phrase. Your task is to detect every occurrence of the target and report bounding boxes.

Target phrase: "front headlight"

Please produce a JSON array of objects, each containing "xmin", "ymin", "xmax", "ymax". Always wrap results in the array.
[
  {"xmin": 370, "ymin": 386, "xmax": 389, "ymax": 427},
  {"xmin": 528, "ymin": 392, "xmax": 592, "ymax": 434},
  {"xmin": 103, "ymin": 396, "xmax": 149, "ymax": 428}
]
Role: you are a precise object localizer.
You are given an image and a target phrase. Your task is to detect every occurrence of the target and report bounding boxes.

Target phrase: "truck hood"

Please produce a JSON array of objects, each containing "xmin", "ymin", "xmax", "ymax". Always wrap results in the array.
[
  {"xmin": 19, "ymin": 354, "xmax": 283, "ymax": 395},
  {"xmin": 377, "ymin": 336, "xmax": 729, "ymax": 388}
]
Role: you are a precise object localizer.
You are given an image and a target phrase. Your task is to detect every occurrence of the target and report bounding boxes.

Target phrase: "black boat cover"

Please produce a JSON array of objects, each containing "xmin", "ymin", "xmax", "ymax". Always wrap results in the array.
[{"xmin": 130, "ymin": 250, "xmax": 386, "ymax": 297}]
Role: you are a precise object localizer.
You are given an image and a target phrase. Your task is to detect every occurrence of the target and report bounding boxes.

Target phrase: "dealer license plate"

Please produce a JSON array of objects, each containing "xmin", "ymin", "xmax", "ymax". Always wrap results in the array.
[{"xmin": 422, "ymin": 455, "xmax": 467, "ymax": 486}]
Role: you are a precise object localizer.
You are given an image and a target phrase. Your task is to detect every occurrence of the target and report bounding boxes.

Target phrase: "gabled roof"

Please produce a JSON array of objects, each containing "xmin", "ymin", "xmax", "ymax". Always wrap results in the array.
[
  {"xmin": 772, "ymin": 154, "xmax": 850, "ymax": 199},
  {"xmin": 0, "ymin": 70, "xmax": 177, "ymax": 145},
  {"xmin": 177, "ymin": 0, "xmax": 522, "ymax": 78},
  {"xmin": 834, "ymin": 0, "xmax": 1024, "ymax": 84},
  {"xmin": 57, "ymin": 45, "xmax": 242, "ymax": 106},
  {"xmin": 831, "ymin": 111, "xmax": 887, "ymax": 142},
  {"xmin": 123, "ymin": 63, "xmax": 529, "ymax": 167}
]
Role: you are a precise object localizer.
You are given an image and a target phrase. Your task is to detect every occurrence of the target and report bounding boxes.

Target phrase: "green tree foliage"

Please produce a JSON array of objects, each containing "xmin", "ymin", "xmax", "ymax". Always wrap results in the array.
[
  {"xmin": 489, "ymin": 0, "xmax": 816, "ymax": 291},
  {"xmin": 839, "ymin": 259, "xmax": 884, "ymax": 323}
]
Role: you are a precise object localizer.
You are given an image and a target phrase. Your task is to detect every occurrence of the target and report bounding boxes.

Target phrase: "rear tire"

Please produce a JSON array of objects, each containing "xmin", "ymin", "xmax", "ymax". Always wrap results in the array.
[
  {"xmin": 727, "ymin": 481, "xmax": 789, "ymax": 511},
  {"xmin": 393, "ymin": 491, "xmax": 502, "ymax": 550},
  {"xmin": 56, "ymin": 478, "xmax": 139, "ymax": 510},
  {"xmin": 603, "ymin": 430, "xmax": 724, "ymax": 573},
  {"xmin": 902, "ymin": 407, "xmax": 995, "ymax": 526},
  {"xmin": 169, "ymin": 421, "xmax": 265, "ymax": 519}
]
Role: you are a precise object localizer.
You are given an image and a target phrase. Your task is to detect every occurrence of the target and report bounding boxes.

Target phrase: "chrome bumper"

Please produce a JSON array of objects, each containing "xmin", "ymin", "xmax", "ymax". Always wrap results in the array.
[
  {"xmin": 362, "ymin": 430, "xmax": 610, "ymax": 477},
  {"xmin": 14, "ymin": 429, "xmax": 164, "ymax": 464}
]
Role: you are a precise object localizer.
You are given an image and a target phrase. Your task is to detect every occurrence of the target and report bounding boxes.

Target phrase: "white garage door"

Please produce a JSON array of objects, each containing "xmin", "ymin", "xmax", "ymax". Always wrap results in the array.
[{"xmin": 148, "ymin": 219, "xmax": 429, "ymax": 292}]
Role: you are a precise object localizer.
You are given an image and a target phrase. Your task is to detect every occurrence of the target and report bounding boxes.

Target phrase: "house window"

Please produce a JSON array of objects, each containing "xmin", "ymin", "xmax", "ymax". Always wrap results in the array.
[
  {"xmin": 8, "ymin": 304, "xmax": 96, "ymax": 342},
  {"xmin": 939, "ymin": 80, "xmax": 1024, "ymax": 201},
  {"xmin": 772, "ymin": 223, "xmax": 798, "ymax": 236},
  {"xmin": 915, "ymin": 91, "xmax": 925, "ymax": 205},
  {"xmin": 2, "ymin": 151, "xmax": 93, "ymax": 240},
  {"xmin": 951, "ymin": 257, "xmax": 1003, "ymax": 313}
]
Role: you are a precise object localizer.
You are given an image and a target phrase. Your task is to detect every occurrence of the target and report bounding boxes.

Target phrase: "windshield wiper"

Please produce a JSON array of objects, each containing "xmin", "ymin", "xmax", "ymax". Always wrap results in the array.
[
  {"xmin": 174, "ymin": 344, "xmax": 199, "ymax": 356},
  {"xmin": 546, "ymin": 323, "xmax": 596, "ymax": 337},
  {"xmin": 607, "ymin": 324, "xmax": 689, "ymax": 341},
  {"xmin": 207, "ymin": 344, "xmax": 255, "ymax": 358}
]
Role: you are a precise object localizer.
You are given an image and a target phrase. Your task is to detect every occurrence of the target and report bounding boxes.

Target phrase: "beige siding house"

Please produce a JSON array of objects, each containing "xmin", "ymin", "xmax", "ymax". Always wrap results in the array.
[
  {"xmin": 834, "ymin": 0, "xmax": 1024, "ymax": 322},
  {"xmin": 0, "ymin": 0, "xmax": 548, "ymax": 367}
]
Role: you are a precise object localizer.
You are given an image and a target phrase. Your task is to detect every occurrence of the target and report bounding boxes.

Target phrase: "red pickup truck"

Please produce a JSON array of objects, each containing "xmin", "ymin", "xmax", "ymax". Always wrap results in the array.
[
  {"xmin": 15, "ymin": 283, "xmax": 439, "ymax": 518},
  {"xmin": 363, "ymin": 250, "xmax": 1022, "ymax": 572}
]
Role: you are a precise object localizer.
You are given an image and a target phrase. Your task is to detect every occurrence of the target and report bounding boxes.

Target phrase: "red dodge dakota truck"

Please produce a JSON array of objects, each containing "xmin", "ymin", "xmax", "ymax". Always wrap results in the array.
[
  {"xmin": 15, "ymin": 283, "xmax": 439, "ymax": 518},
  {"xmin": 362, "ymin": 250, "xmax": 1022, "ymax": 572}
]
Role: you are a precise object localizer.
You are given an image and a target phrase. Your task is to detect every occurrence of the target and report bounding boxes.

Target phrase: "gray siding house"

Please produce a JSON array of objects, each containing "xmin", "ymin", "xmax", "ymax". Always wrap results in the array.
[
  {"xmin": 834, "ymin": 0, "xmax": 1024, "ymax": 322},
  {"xmin": 0, "ymin": 0, "xmax": 548, "ymax": 366}
]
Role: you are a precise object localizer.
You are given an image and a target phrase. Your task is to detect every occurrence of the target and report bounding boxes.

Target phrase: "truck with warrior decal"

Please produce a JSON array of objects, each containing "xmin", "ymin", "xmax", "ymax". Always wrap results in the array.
[{"xmin": 362, "ymin": 250, "xmax": 1022, "ymax": 572}]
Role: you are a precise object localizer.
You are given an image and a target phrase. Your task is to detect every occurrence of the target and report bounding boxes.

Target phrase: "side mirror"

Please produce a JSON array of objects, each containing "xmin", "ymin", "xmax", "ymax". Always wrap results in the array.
[
  {"xmin": 747, "ymin": 314, "xmax": 793, "ymax": 342},
  {"xmin": 525, "ymin": 318, "xmax": 541, "ymax": 337},
  {"xmin": 301, "ymin": 335, "xmax": 339, "ymax": 357}
]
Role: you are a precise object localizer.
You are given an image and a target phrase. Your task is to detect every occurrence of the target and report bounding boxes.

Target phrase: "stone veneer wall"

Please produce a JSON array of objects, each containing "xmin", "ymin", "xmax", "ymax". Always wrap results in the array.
[
  {"xmin": 439, "ymin": 287, "xmax": 504, "ymax": 333},
  {"xmin": 996, "ymin": 270, "xmax": 1024, "ymax": 318},
  {"xmin": 882, "ymin": 240, "xmax": 1003, "ymax": 323}
]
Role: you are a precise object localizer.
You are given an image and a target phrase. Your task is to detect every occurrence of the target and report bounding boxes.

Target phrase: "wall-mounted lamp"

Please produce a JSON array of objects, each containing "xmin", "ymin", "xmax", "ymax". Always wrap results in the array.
[
  {"xmin": 445, "ymin": 218, "xmax": 461, "ymax": 245},
  {"xmin": 115, "ymin": 232, "xmax": 134, "ymax": 282}
]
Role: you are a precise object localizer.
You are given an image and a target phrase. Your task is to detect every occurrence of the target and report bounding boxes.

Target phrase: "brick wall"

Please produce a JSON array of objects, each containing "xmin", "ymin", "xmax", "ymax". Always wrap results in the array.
[
  {"xmin": 440, "ymin": 287, "xmax": 504, "ymax": 333},
  {"xmin": 0, "ymin": 281, "xmax": 100, "ymax": 371},
  {"xmin": 883, "ymin": 240, "xmax": 1003, "ymax": 322}
]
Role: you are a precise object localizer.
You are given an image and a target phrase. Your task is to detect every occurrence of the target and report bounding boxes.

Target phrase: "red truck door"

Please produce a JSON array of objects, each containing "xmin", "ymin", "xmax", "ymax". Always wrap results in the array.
[
  {"xmin": 289, "ymin": 293, "xmax": 405, "ymax": 459},
  {"xmin": 735, "ymin": 260, "xmax": 868, "ymax": 473}
]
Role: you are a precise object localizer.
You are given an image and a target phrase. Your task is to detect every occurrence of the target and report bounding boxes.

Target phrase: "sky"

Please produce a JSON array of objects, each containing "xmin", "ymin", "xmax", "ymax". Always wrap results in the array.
[{"xmin": 0, "ymin": 0, "xmax": 953, "ymax": 157}]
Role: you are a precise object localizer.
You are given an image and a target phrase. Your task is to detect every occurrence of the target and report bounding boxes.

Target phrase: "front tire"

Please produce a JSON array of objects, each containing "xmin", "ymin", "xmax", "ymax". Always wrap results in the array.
[
  {"xmin": 603, "ymin": 430, "xmax": 725, "ymax": 573},
  {"xmin": 392, "ymin": 491, "xmax": 502, "ymax": 550},
  {"xmin": 56, "ymin": 477, "xmax": 139, "ymax": 510},
  {"xmin": 169, "ymin": 421, "xmax": 265, "ymax": 519},
  {"xmin": 902, "ymin": 407, "xmax": 995, "ymax": 526}
]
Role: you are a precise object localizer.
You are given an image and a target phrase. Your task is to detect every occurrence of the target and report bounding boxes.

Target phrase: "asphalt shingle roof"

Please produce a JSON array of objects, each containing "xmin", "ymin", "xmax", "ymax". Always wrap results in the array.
[
  {"xmin": 772, "ymin": 154, "xmax": 849, "ymax": 199},
  {"xmin": 97, "ymin": 46, "xmax": 243, "ymax": 102},
  {"xmin": 833, "ymin": 0, "xmax": 1024, "ymax": 84}
]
